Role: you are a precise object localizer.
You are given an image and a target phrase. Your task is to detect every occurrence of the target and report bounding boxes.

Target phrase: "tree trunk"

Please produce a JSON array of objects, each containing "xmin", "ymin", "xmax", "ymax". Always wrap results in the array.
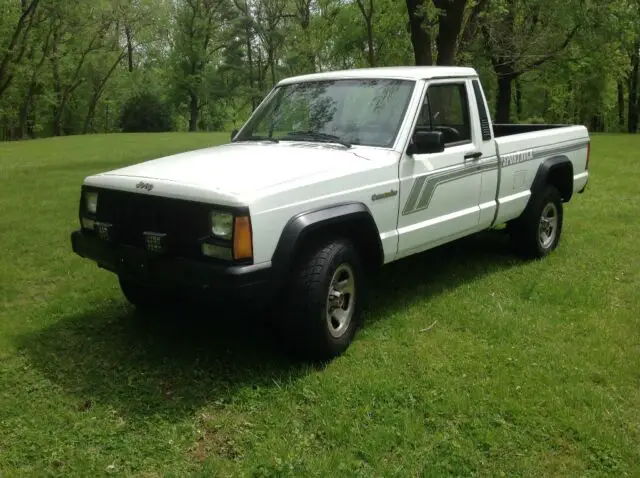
[
  {"xmin": 125, "ymin": 25, "xmax": 134, "ymax": 72},
  {"xmin": 295, "ymin": 0, "xmax": 315, "ymax": 72},
  {"xmin": 83, "ymin": 93, "xmax": 100, "ymax": 134},
  {"xmin": 590, "ymin": 114, "xmax": 603, "ymax": 132},
  {"xmin": 83, "ymin": 52, "xmax": 125, "ymax": 134},
  {"xmin": 18, "ymin": 83, "xmax": 35, "ymax": 138},
  {"xmin": 617, "ymin": 81, "xmax": 625, "ymax": 130},
  {"xmin": 495, "ymin": 73, "xmax": 515, "ymax": 124},
  {"xmin": 189, "ymin": 93, "xmax": 198, "ymax": 132},
  {"xmin": 515, "ymin": 78, "xmax": 523, "ymax": 120},
  {"xmin": 17, "ymin": 42, "xmax": 36, "ymax": 139},
  {"xmin": 245, "ymin": 23, "xmax": 256, "ymax": 110},
  {"xmin": 51, "ymin": 32, "xmax": 62, "ymax": 137},
  {"xmin": 365, "ymin": 18, "xmax": 375, "ymax": 66},
  {"xmin": 355, "ymin": 1, "xmax": 375, "ymax": 66},
  {"xmin": 406, "ymin": 0, "xmax": 433, "ymax": 66},
  {"xmin": 435, "ymin": 0, "xmax": 466, "ymax": 65},
  {"xmin": 269, "ymin": 49, "xmax": 276, "ymax": 86},
  {"xmin": 628, "ymin": 43, "xmax": 639, "ymax": 134},
  {"xmin": 565, "ymin": 80, "xmax": 573, "ymax": 123}
]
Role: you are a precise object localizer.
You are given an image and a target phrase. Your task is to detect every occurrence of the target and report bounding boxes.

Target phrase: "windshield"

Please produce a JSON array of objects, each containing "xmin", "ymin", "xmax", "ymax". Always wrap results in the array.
[{"xmin": 235, "ymin": 78, "xmax": 416, "ymax": 148}]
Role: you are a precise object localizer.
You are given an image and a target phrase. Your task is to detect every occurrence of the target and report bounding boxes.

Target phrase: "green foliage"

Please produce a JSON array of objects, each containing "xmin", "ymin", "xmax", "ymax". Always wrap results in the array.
[
  {"xmin": 0, "ymin": 0, "xmax": 639, "ymax": 138},
  {"xmin": 119, "ymin": 92, "xmax": 173, "ymax": 132}
]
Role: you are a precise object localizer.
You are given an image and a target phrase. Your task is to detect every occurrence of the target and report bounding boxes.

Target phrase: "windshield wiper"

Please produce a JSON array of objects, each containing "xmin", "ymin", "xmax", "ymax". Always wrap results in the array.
[
  {"xmin": 238, "ymin": 135, "xmax": 279, "ymax": 143},
  {"xmin": 283, "ymin": 130, "xmax": 352, "ymax": 148}
]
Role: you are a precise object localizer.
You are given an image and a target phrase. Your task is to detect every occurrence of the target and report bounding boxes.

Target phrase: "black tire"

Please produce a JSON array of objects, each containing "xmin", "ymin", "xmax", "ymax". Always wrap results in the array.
[
  {"xmin": 509, "ymin": 185, "xmax": 564, "ymax": 259},
  {"xmin": 279, "ymin": 238, "xmax": 364, "ymax": 361},
  {"xmin": 118, "ymin": 276, "xmax": 174, "ymax": 312}
]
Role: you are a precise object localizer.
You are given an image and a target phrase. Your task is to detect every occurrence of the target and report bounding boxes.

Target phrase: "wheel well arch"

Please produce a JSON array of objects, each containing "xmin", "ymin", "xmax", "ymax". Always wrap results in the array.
[
  {"xmin": 532, "ymin": 155, "xmax": 574, "ymax": 203},
  {"xmin": 271, "ymin": 202, "xmax": 384, "ymax": 281}
]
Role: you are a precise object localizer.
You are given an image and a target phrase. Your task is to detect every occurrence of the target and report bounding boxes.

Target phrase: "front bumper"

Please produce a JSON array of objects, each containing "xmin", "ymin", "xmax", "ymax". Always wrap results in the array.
[{"xmin": 70, "ymin": 230, "xmax": 273, "ymax": 303}]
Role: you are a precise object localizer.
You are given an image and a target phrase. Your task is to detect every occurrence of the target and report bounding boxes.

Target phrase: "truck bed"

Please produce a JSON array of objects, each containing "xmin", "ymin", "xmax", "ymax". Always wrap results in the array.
[
  {"xmin": 493, "ymin": 123, "xmax": 571, "ymax": 138},
  {"xmin": 491, "ymin": 123, "xmax": 590, "ymax": 226}
]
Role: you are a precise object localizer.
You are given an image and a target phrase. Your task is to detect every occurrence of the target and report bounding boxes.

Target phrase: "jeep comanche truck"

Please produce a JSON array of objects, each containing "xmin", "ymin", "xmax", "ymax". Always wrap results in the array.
[{"xmin": 71, "ymin": 66, "xmax": 590, "ymax": 360}]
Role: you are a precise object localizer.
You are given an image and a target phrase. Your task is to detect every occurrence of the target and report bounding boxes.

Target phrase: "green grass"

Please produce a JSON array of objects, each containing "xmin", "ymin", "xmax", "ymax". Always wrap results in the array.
[{"xmin": 1, "ymin": 132, "xmax": 639, "ymax": 477}]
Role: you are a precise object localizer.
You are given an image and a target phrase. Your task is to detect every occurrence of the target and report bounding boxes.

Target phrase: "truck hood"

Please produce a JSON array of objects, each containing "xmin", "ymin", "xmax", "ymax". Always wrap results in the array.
[{"xmin": 86, "ymin": 141, "xmax": 382, "ymax": 205}]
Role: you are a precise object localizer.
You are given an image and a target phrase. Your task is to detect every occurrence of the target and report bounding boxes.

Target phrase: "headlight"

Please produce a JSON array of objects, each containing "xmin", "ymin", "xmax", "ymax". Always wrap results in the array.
[
  {"xmin": 85, "ymin": 191, "xmax": 98, "ymax": 214},
  {"xmin": 210, "ymin": 211, "xmax": 233, "ymax": 238}
]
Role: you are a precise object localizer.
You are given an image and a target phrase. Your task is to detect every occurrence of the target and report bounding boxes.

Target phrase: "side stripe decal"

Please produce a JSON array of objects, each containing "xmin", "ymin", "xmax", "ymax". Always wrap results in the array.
[
  {"xmin": 412, "ymin": 161, "xmax": 498, "ymax": 213},
  {"xmin": 402, "ymin": 141, "xmax": 588, "ymax": 216},
  {"xmin": 402, "ymin": 158, "xmax": 498, "ymax": 216}
]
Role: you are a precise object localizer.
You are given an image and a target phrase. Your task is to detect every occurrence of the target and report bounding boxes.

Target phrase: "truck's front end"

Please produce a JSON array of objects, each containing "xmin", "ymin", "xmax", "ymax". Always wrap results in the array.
[{"xmin": 71, "ymin": 181, "xmax": 271, "ymax": 305}]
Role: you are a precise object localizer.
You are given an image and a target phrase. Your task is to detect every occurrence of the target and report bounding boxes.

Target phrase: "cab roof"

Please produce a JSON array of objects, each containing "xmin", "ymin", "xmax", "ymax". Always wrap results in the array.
[{"xmin": 277, "ymin": 66, "xmax": 478, "ymax": 85}]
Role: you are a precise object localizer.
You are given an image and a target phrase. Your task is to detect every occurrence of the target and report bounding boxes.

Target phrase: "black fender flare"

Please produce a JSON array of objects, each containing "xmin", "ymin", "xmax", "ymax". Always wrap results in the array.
[
  {"xmin": 529, "ymin": 155, "xmax": 574, "ymax": 204},
  {"xmin": 270, "ymin": 202, "xmax": 384, "ymax": 284}
]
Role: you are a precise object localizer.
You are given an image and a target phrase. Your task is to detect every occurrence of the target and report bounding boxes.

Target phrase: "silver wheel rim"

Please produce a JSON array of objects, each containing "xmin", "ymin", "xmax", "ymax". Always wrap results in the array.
[
  {"xmin": 326, "ymin": 263, "xmax": 356, "ymax": 338},
  {"xmin": 539, "ymin": 202, "xmax": 558, "ymax": 249}
]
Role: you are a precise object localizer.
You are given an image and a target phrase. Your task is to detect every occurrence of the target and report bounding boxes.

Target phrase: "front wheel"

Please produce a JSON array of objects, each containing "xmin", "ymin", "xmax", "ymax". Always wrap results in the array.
[
  {"xmin": 509, "ymin": 185, "xmax": 564, "ymax": 259},
  {"xmin": 280, "ymin": 238, "xmax": 364, "ymax": 361}
]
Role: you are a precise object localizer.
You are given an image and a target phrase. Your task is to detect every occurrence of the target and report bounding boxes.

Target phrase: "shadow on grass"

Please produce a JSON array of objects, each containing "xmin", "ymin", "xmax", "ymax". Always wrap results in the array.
[
  {"xmin": 19, "ymin": 229, "xmax": 519, "ymax": 420},
  {"xmin": 364, "ymin": 228, "xmax": 519, "ymax": 323},
  {"xmin": 19, "ymin": 301, "xmax": 308, "ymax": 421}
]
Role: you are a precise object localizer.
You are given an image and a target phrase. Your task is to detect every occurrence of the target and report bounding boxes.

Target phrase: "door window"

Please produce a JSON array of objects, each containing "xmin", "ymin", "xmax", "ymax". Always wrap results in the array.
[{"xmin": 416, "ymin": 83, "xmax": 471, "ymax": 146}]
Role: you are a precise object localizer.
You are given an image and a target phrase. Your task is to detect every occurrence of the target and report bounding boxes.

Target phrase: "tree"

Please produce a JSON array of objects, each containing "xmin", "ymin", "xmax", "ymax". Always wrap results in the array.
[
  {"xmin": 120, "ymin": 92, "xmax": 173, "ymax": 132},
  {"xmin": 1, "ymin": 0, "xmax": 640, "ymax": 140},
  {"xmin": 0, "ymin": 0, "xmax": 40, "ymax": 99},
  {"xmin": 482, "ymin": 0, "xmax": 583, "ymax": 123},
  {"xmin": 404, "ymin": 0, "xmax": 490, "ymax": 66},
  {"xmin": 629, "ymin": 42, "xmax": 639, "ymax": 132},
  {"xmin": 355, "ymin": 0, "xmax": 376, "ymax": 66},
  {"xmin": 405, "ymin": 0, "xmax": 434, "ymax": 65},
  {"xmin": 47, "ymin": 2, "xmax": 120, "ymax": 136},
  {"xmin": 626, "ymin": 0, "xmax": 640, "ymax": 132},
  {"xmin": 434, "ymin": 0, "xmax": 466, "ymax": 66},
  {"xmin": 296, "ymin": 0, "xmax": 316, "ymax": 71},
  {"xmin": 170, "ymin": 0, "xmax": 233, "ymax": 132}
]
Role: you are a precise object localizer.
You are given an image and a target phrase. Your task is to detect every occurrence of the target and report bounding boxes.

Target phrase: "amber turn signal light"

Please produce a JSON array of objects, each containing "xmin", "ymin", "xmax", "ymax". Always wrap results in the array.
[{"xmin": 233, "ymin": 216, "xmax": 253, "ymax": 260}]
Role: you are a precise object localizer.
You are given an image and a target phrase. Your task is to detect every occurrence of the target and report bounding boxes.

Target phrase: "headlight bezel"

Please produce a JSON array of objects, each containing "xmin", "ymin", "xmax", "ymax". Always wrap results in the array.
[{"xmin": 201, "ymin": 209, "xmax": 253, "ymax": 263}]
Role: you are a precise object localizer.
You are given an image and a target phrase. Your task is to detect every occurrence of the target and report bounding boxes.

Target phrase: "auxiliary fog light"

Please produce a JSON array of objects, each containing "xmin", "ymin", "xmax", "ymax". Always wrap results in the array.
[
  {"xmin": 202, "ymin": 243, "xmax": 232, "ymax": 260},
  {"xmin": 96, "ymin": 222, "xmax": 113, "ymax": 241},
  {"xmin": 81, "ymin": 217, "xmax": 95, "ymax": 230},
  {"xmin": 143, "ymin": 232, "xmax": 167, "ymax": 254}
]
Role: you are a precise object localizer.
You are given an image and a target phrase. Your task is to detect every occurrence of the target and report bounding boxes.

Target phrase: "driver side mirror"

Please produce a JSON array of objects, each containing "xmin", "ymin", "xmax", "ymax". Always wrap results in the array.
[
  {"xmin": 406, "ymin": 130, "xmax": 445, "ymax": 155},
  {"xmin": 230, "ymin": 128, "xmax": 238, "ymax": 141}
]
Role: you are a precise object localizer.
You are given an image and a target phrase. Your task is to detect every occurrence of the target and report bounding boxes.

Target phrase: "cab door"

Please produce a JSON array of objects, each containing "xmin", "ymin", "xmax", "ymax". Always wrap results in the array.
[{"xmin": 396, "ymin": 79, "xmax": 483, "ymax": 258}]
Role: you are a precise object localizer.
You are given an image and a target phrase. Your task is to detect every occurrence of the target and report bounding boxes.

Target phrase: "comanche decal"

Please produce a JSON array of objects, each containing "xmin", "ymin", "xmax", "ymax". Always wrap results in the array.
[
  {"xmin": 402, "ymin": 140, "xmax": 588, "ymax": 216},
  {"xmin": 371, "ymin": 189, "xmax": 398, "ymax": 201},
  {"xmin": 501, "ymin": 149, "xmax": 533, "ymax": 167}
]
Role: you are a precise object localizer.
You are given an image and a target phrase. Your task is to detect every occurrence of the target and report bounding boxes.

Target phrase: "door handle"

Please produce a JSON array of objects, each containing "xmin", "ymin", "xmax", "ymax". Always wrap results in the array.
[{"xmin": 464, "ymin": 151, "xmax": 482, "ymax": 160}]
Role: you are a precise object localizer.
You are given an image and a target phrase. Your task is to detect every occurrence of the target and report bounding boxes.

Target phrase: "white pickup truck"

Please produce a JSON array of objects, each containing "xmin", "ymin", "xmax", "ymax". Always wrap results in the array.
[{"xmin": 71, "ymin": 66, "xmax": 590, "ymax": 360}]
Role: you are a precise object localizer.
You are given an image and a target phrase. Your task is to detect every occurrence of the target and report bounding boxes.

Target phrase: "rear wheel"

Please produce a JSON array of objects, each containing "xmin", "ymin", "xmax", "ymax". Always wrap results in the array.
[
  {"xmin": 509, "ymin": 185, "xmax": 564, "ymax": 259},
  {"xmin": 279, "ymin": 238, "xmax": 363, "ymax": 361}
]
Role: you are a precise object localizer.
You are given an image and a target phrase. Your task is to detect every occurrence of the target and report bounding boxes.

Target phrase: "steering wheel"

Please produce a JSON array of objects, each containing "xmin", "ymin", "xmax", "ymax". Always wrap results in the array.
[{"xmin": 433, "ymin": 125, "xmax": 462, "ymax": 142}]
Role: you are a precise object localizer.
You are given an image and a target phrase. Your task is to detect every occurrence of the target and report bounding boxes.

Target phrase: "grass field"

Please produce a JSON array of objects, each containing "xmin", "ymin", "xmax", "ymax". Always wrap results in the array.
[{"xmin": 0, "ymin": 133, "xmax": 639, "ymax": 477}]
